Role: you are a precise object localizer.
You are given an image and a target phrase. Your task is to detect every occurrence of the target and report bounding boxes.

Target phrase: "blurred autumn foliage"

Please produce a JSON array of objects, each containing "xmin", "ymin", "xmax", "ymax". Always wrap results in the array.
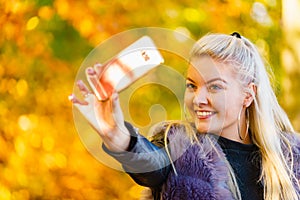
[{"xmin": 0, "ymin": 0, "xmax": 300, "ymax": 199}]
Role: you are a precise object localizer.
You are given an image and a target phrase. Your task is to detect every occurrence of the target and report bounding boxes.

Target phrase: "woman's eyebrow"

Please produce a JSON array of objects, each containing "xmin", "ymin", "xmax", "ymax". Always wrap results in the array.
[
  {"xmin": 206, "ymin": 78, "xmax": 228, "ymax": 84},
  {"xmin": 186, "ymin": 77, "xmax": 227, "ymax": 84},
  {"xmin": 186, "ymin": 77, "xmax": 196, "ymax": 83}
]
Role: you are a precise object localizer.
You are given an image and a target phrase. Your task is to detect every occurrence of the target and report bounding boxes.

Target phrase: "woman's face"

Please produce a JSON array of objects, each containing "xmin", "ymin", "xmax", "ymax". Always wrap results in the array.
[{"xmin": 184, "ymin": 55, "xmax": 246, "ymax": 137}]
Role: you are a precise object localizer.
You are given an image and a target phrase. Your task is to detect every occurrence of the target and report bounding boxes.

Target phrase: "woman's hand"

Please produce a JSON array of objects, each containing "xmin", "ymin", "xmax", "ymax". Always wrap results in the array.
[{"xmin": 69, "ymin": 66, "xmax": 130, "ymax": 152}]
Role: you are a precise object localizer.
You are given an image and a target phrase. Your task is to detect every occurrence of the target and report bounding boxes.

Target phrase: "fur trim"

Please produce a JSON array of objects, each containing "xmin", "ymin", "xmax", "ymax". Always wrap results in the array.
[
  {"xmin": 141, "ymin": 124, "xmax": 300, "ymax": 200},
  {"xmin": 281, "ymin": 132, "xmax": 300, "ymax": 191},
  {"xmin": 161, "ymin": 127, "xmax": 235, "ymax": 200}
]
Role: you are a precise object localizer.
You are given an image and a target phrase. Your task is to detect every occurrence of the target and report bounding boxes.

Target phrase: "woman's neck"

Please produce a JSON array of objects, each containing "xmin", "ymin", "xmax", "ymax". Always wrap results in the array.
[{"xmin": 220, "ymin": 131, "xmax": 252, "ymax": 144}]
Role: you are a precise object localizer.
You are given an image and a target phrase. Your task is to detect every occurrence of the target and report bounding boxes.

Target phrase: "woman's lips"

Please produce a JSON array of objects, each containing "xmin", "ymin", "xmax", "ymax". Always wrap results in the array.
[{"xmin": 195, "ymin": 110, "xmax": 216, "ymax": 119}]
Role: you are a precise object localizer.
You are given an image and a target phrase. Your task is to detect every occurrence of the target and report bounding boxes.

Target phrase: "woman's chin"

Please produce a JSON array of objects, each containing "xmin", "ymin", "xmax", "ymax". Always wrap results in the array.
[
  {"xmin": 195, "ymin": 127, "xmax": 209, "ymax": 134},
  {"xmin": 194, "ymin": 122, "xmax": 210, "ymax": 133},
  {"xmin": 195, "ymin": 125, "xmax": 221, "ymax": 135}
]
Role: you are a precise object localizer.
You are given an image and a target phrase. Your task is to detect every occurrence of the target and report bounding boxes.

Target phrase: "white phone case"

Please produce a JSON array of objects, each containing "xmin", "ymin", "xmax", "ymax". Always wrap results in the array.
[{"xmin": 87, "ymin": 36, "xmax": 164, "ymax": 101}]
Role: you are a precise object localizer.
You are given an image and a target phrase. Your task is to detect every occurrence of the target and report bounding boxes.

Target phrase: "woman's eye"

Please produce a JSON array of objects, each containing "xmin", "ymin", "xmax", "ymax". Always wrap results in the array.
[
  {"xmin": 208, "ymin": 84, "xmax": 223, "ymax": 91},
  {"xmin": 186, "ymin": 83, "xmax": 196, "ymax": 89}
]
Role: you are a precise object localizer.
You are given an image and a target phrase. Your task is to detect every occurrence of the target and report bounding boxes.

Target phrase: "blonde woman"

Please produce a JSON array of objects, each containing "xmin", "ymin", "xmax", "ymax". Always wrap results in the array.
[{"xmin": 70, "ymin": 32, "xmax": 300, "ymax": 200}]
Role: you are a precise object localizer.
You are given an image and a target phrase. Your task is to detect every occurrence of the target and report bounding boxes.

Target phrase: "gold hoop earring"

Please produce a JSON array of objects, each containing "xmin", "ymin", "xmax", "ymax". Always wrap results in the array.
[{"xmin": 237, "ymin": 108, "xmax": 249, "ymax": 140}]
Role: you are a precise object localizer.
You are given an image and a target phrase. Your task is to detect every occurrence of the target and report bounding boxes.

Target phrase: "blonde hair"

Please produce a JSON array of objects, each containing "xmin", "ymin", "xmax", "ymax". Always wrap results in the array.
[{"xmin": 188, "ymin": 33, "xmax": 300, "ymax": 200}]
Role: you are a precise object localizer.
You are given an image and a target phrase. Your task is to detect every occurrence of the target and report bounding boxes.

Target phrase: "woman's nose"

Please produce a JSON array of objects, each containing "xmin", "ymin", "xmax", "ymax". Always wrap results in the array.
[{"xmin": 193, "ymin": 87, "xmax": 209, "ymax": 105}]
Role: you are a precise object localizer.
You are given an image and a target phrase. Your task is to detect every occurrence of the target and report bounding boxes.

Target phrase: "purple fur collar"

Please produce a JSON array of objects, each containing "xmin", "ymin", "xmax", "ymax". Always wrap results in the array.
[
  {"xmin": 161, "ymin": 131, "xmax": 235, "ymax": 200},
  {"xmin": 158, "ymin": 127, "xmax": 300, "ymax": 200}
]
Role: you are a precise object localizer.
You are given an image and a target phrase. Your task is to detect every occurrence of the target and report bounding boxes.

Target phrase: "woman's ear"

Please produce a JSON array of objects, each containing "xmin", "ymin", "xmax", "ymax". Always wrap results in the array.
[{"xmin": 243, "ymin": 82, "xmax": 257, "ymax": 107}]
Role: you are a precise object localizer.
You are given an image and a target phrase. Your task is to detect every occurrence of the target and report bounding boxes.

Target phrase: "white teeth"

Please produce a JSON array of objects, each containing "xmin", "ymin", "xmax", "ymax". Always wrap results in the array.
[{"xmin": 196, "ymin": 111, "xmax": 213, "ymax": 116}]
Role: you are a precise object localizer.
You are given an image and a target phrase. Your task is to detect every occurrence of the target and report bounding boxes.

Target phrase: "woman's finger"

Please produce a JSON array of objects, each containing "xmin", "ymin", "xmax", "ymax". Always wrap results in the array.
[
  {"xmin": 76, "ymin": 80, "xmax": 92, "ymax": 97},
  {"xmin": 93, "ymin": 63, "xmax": 103, "ymax": 75},
  {"xmin": 68, "ymin": 94, "xmax": 89, "ymax": 105},
  {"xmin": 86, "ymin": 67, "xmax": 108, "ymax": 101}
]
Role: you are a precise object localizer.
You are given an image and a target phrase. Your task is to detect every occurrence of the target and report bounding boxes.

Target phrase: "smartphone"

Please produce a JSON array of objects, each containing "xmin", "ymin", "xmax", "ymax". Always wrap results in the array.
[{"xmin": 87, "ymin": 36, "xmax": 164, "ymax": 101}]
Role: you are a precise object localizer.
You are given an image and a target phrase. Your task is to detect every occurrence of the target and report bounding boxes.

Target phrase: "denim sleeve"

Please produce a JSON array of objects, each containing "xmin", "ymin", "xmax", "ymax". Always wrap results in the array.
[{"xmin": 102, "ymin": 122, "xmax": 171, "ymax": 187}]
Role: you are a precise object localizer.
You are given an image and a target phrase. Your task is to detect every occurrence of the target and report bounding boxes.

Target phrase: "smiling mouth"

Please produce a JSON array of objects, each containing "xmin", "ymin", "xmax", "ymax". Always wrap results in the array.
[{"xmin": 195, "ymin": 111, "xmax": 216, "ymax": 119}]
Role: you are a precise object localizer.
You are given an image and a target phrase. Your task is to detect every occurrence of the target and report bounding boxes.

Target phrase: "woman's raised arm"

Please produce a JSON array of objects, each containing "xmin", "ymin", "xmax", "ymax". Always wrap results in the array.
[{"xmin": 69, "ymin": 66, "xmax": 131, "ymax": 152}]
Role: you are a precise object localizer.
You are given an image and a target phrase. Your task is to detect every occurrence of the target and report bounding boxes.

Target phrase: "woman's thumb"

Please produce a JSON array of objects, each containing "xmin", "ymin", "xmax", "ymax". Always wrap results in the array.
[{"xmin": 111, "ymin": 93, "xmax": 124, "ymax": 123}]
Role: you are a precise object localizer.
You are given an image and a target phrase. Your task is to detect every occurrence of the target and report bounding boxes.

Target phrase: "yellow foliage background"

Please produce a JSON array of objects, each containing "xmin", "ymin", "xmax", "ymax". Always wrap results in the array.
[{"xmin": 0, "ymin": 0, "xmax": 300, "ymax": 199}]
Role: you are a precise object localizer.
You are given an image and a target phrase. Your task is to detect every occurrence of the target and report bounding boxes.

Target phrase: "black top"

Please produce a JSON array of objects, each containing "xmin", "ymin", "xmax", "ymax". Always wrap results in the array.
[{"xmin": 217, "ymin": 136, "xmax": 263, "ymax": 200}]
